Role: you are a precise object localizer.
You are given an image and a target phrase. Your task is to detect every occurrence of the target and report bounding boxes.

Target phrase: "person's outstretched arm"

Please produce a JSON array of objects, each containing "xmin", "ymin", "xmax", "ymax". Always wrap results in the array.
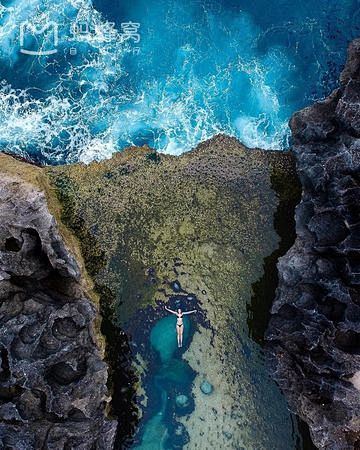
[
  {"xmin": 182, "ymin": 309, "xmax": 197, "ymax": 315},
  {"xmin": 165, "ymin": 305, "xmax": 177, "ymax": 315}
]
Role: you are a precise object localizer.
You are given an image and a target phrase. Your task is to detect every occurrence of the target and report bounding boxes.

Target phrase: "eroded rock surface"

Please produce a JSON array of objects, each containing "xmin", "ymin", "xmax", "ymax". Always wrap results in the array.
[
  {"xmin": 0, "ymin": 166, "xmax": 116, "ymax": 448},
  {"xmin": 267, "ymin": 40, "xmax": 360, "ymax": 449}
]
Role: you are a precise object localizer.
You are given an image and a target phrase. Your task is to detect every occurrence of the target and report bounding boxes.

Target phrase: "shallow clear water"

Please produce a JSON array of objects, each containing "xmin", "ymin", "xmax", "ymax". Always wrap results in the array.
[
  {"xmin": 0, "ymin": 0, "xmax": 359, "ymax": 164},
  {"xmin": 128, "ymin": 308, "xmax": 301, "ymax": 450},
  {"xmin": 133, "ymin": 315, "xmax": 195, "ymax": 449}
]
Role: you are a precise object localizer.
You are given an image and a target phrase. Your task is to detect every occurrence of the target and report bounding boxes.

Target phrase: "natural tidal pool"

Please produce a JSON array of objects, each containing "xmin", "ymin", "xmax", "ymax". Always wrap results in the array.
[
  {"xmin": 0, "ymin": 0, "xmax": 359, "ymax": 163},
  {"xmin": 132, "ymin": 314, "xmax": 195, "ymax": 449},
  {"xmin": 117, "ymin": 286, "xmax": 306, "ymax": 450}
]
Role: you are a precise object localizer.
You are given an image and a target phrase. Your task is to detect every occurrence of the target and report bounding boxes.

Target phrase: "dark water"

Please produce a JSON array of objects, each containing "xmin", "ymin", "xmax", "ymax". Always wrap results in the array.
[{"xmin": 0, "ymin": 0, "xmax": 359, "ymax": 163}]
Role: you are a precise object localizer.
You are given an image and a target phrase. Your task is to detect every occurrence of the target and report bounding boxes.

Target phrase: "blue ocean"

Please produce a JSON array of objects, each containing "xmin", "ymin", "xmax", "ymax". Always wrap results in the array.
[{"xmin": 0, "ymin": 0, "xmax": 358, "ymax": 164}]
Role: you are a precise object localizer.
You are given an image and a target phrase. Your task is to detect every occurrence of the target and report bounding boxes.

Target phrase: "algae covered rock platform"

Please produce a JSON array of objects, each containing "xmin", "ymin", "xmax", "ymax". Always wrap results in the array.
[
  {"xmin": 1, "ymin": 135, "xmax": 302, "ymax": 450},
  {"xmin": 43, "ymin": 134, "xmax": 303, "ymax": 449}
]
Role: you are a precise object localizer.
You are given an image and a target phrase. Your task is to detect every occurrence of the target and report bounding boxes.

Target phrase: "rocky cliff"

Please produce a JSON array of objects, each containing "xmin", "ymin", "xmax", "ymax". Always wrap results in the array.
[
  {"xmin": 0, "ymin": 155, "xmax": 116, "ymax": 449},
  {"xmin": 266, "ymin": 40, "xmax": 360, "ymax": 449}
]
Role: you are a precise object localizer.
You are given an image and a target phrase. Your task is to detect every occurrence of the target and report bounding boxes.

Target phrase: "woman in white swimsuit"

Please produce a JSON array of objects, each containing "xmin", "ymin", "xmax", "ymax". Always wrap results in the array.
[{"xmin": 165, "ymin": 306, "xmax": 197, "ymax": 347}]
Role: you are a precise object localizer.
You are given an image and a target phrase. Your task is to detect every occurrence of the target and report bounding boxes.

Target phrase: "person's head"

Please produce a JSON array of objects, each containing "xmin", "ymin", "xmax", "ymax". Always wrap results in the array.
[{"xmin": 178, "ymin": 308, "xmax": 182, "ymax": 314}]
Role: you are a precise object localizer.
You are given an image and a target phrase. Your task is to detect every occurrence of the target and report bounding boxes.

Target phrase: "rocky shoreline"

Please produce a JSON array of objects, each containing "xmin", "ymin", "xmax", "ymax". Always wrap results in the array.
[
  {"xmin": 0, "ymin": 136, "xmax": 303, "ymax": 448},
  {"xmin": 266, "ymin": 39, "xmax": 360, "ymax": 449},
  {"xmin": 0, "ymin": 39, "xmax": 359, "ymax": 450}
]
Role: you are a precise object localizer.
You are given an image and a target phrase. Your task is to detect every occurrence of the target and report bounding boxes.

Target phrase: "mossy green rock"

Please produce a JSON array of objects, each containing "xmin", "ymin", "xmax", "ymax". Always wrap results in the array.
[
  {"xmin": 45, "ymin": 134, "xmax": 302, "ymax": 449},
  {"xmin": 46, "ymin": 135, "xmax": 299, "ymax": 325}
]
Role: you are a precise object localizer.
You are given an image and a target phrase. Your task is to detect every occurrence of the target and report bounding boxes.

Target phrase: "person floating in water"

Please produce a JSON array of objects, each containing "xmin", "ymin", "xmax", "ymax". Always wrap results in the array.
[{"xmin": 164, "ymin": 306, "xmax": 197, "ymax": 348}]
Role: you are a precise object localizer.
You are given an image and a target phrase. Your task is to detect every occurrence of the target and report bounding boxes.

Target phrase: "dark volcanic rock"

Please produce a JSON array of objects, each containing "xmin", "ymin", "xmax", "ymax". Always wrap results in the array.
[
  {"xmin": 0, "ymin": 173, "xmax": 116, "ymax": 449},
  {"xmin": 267, "ymin": 40, "xmax": 360, "ymax": 449}
]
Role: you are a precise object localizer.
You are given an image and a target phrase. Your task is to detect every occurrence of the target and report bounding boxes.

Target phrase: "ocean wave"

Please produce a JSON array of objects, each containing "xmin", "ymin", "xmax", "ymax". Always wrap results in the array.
[{"xmin": 0, "ymin": 0, "xmax": 357, "ymax": 164}]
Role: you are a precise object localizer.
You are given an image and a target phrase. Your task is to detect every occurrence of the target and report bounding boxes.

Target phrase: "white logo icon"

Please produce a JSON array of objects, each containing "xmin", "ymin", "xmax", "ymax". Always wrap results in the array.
[{"xmin": 19, "ymin": 21, "xmax": 59, "ymax": 56}]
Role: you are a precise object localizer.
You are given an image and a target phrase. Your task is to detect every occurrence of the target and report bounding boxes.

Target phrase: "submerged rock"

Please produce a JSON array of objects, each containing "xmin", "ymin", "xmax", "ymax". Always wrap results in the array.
[
  {"xmin": 175, "ymin": 394, "xmax": 189, "ymax": 407},
  {"xmin": 172, "ymin": 422, "xmax": 190, "ymax": 448},
  {"xmin": 0, "ymin": 156, "xmax": 116, "ymax": 448},
  {"xmin": 266, "ymin": 39, "xmax": 360, "ymax": 449},
  {"xmin": 200, "ymin": 380, "xmax": 214, "ymax": 395}
]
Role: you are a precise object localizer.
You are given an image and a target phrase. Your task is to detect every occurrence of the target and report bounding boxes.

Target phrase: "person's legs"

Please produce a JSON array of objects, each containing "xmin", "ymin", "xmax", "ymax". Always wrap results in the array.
[
  {"xmin": 176, "ymin": 325, "xmax": 181, "ymax": 347},
  {"xmin": 179, "ymin": 325, "xmax": 184, "ymax": 347}
]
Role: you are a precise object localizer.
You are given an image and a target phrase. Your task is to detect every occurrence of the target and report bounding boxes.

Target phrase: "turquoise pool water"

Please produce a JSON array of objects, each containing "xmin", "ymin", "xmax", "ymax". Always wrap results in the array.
[
  {"xmin": 133, "ymin": 315, "xmax": 195, "ymax": 449},
  {"xmin": 0, "ymin": 0, "xmax": 359, "ymax": 163},
  {"xmin": 127, "ymin": 307, "xmax": 303, "ymax": 450}
]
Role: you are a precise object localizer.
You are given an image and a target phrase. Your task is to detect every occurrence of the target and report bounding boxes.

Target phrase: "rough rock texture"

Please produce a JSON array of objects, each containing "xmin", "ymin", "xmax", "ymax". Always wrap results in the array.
[
  {"xmin": 266, "ymin": 40, "xmax": 360, "ymax": 449},
  {"xmin": 46, "ymin": 136, "xmax": 302, "ymax": 449},
  {"xmin": 0, "ymin": 158, "xmax": 116, "ymax": 449}
]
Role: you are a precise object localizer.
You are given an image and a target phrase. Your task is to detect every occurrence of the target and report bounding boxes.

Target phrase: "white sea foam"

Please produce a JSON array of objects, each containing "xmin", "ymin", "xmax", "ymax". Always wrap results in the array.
[{"xmin": 0, "ymin": 0, "xmax": 353, "ymax": 163}]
